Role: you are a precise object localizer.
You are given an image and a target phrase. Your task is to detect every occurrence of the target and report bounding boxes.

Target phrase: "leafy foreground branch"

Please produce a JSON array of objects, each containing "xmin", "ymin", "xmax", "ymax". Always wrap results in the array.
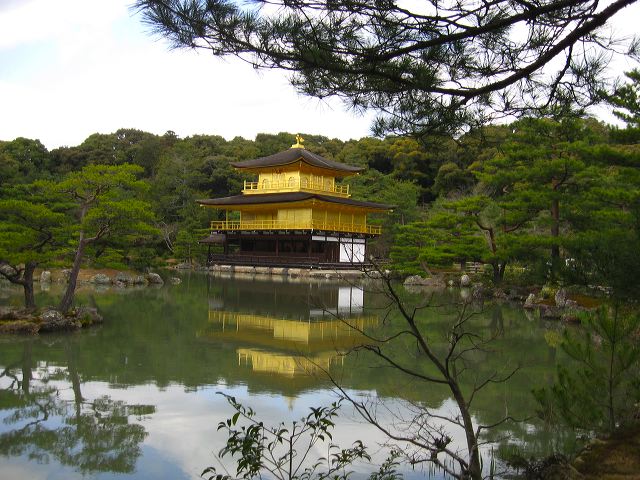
[{"xmin": 202, "ymin": 394, "xmax": 401, "ymax": 480}]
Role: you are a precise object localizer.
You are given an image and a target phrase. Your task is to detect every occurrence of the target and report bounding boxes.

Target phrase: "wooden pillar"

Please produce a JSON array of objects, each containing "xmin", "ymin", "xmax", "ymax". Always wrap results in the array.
[{"xmin": 351, "ymin": 236, "xmax": 355, "ymax": 263}]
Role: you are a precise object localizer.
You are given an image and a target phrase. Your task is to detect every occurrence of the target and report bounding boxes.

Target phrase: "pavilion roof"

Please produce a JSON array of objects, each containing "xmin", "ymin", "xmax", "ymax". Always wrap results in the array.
[
  {"xmin": 230, "ymin": 148, "xmax": 363, "ymax": 175},
  {"xmin": 197, "ymin": 192, "xmax": 393, "ymax": 211}
]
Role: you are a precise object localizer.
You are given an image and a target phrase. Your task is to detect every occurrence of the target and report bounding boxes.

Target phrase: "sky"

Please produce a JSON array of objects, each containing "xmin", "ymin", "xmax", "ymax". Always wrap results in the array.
[{"xmin": 0, "ymin": 0, "xmax": 639, "ymax": 150}]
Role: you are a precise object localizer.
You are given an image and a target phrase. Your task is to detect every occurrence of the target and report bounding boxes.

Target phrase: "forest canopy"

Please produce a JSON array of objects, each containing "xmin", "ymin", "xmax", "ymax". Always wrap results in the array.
[{"xmin": 0, "ymin": 102, "xmax": 638, "ymax": 299}]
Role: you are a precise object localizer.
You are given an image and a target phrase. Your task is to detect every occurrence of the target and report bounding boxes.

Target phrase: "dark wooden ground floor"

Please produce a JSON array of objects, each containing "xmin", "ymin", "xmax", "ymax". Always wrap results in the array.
[{"xmin": 202, "ymin": 232, "xmax": 370, "ymax": 268}]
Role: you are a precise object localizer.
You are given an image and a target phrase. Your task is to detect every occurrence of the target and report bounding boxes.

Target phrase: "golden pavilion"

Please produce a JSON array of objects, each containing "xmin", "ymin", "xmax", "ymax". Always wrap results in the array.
[{"xmin": 198, "ymin": 135, "xmax": 392, "ymax": 267}]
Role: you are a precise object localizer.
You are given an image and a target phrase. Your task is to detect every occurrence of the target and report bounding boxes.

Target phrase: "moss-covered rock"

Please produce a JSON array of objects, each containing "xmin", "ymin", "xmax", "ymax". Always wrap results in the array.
[
  {"xmin": 90, "ymin": 273, "xmax": 112, "ymax": 285},
  {"xmin": 0, "ymin": 306, "xmax": 104, "ymax": 335},
  {"xmin": 39, "ymin": 309, "xmax": 81, "ymax": 332},
  {"xmin": 74, "ymin": 306, "xmax": 103, "ymax": 326},
  {"xmin": 573, "ymin": 425, "xmax": 640, "ymax": 479},
  {"xmin": 146, "ymin": 272, "xmax": 164, "ymax": 285},
  {"xmin": 0, "ymin": 320, "xmax": 40, "ymax": 334}
]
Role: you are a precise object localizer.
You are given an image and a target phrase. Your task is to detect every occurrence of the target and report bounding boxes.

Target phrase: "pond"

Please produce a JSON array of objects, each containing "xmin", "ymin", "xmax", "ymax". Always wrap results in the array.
[{"xmin": 0, "ymin": 273, "xmax": 572, "ymax": 479}]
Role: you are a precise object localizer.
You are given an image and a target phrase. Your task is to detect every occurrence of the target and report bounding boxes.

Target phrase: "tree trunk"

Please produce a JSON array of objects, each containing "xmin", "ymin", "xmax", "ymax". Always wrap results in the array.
[
  {"xmin": 550, "ymin": 198, "xmax": 560, "ymax": 262},
  {"xmin": 450, "ymin": 384, "xmax": 482, "ymax": 480},
  {"xmin": 486, "ymin": 226, "xmax": 502, "ymax": 285},
  {"xmin": 22, "ymin": 261, "xmax": 37, "ymax": 310},
  {"xmin": 492, "ymin": 261, "xmax": 505, "ymax": 284},
  {"xmin": 607, "ymin": 306, "xmax": 619, "ymax": 433},
  {"xmin": 0, "ymin": 261, "xmax": 37, "ymax": 309},
  {"xmin": 420, "ymin": 260, "xmax": 434, "ymax": 277},
  {"xmin": 21, "ymin": 342, "xmax": 33, "ymax": 395},
  {"xmin": 59, "ymin": 235, "xmax": 87, "ymax": 313},
  {"xmin": 65, "ymin": 340, "xmax": 84, "ymax": 405}
]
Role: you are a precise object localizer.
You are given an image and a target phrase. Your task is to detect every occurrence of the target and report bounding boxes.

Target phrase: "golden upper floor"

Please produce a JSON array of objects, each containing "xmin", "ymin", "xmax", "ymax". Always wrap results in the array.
[
  {"xmin": 197, "ymin": 137, "xmax": 393, "ymax": 235},
  {"xmin": 231, "ymin": 137, "xmax": 361, "ymax": 198},
  {"xmin": 243, "ymin": 171, "xmax": 350, "ymax": 197}
]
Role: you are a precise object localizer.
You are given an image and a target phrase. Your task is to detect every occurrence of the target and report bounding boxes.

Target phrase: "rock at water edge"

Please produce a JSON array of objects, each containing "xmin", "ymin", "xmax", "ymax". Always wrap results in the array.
[
  {"xmin": 146, "ymin": 273, "xmax": 164, "ymax": 285},
  {"xmin": 115, "ymin": 272, "xmax": 133, "ymax": 285},
  {"xmin": 90, "ymin": 273, "xmax": 112, "ymax": 285},
  {"xmin": 555, "ymin": 288, "xmax": 568, "ymax": 308},
  {"xmin": 524, "ymin": 293, "xmax": 537, "ymax": 309},
  {"xmin": 39, "ymin": 309, "xmax": 81, "ymax": 332}
]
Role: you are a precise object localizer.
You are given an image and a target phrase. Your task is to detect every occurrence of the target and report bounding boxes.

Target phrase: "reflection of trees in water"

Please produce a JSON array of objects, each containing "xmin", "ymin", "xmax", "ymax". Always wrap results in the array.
[
  {"xmin": 489, "ymin": 305, "xmax": 504, "ymax": 337},
  {"xmin": 0, "ymin": 339, "xmax": 155, "ymax": 474}
]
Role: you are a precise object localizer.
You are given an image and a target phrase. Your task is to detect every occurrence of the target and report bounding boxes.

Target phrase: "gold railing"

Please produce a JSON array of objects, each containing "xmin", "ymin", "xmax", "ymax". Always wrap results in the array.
[
  {"xmin": 210, "ymin": 219, "xmax": 382, "ymax": 235},
  {"xmin": 243, "ymin": 180, "xmax": 350, "ymax": 197}
]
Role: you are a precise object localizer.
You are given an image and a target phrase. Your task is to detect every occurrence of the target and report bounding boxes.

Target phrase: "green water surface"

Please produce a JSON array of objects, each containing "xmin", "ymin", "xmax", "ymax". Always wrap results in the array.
[{"xmin": 0, "ymin": 273, "xmax": 571, "ymax": 479}]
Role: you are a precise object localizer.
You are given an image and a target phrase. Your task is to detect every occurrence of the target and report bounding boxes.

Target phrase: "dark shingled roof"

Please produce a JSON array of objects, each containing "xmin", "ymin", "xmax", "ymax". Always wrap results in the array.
[
  {"xmin": 197, "ymin": 192, "xmax": 393, "ymax": 211},
  {"xmin": 230, "ymin": 149, "xmax": 363, "ymax": 175}
]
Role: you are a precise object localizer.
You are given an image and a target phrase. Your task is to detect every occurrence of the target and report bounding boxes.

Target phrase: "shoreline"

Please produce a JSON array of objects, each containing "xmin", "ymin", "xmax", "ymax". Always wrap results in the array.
[
  {"xmin": 197, "ymin": 264, "xmax": 372, "ymax": 279},
  {"xmin": 0, "ymin": 265, "xmax": 607, "ymax": 334}
]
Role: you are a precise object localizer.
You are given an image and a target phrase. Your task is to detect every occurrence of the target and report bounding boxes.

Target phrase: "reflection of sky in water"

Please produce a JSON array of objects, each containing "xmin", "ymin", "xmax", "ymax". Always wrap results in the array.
[
  {"xmin": 0, "ymin": 446, "xmax": 190, "ymax": 480},
  {"xmin": 0, "ymin": 371, "xmax": 458, "ymax": 479}
]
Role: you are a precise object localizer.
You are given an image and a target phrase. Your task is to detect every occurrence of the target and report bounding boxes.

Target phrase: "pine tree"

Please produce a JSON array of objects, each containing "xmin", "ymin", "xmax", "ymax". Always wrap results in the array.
[
  {"xmin": 606, "ymin": 69, "xmax": 640, "ymax": 128},
  {"xmin": 0, "ymin": 188, "xmax": 67, "ymax": 308},
  {"xmin": 56, "ymin": 164, "xmax": 158, "ymax": 313},
  {"xmin": 134, "ymin": 0, "xmax": 638, "ymax": 136}
]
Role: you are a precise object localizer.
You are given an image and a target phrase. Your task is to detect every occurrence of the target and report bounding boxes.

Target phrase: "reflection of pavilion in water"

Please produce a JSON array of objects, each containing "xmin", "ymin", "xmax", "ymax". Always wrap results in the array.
[{"xmin": 200, "ymin": 279, "xmax": 377, "ymax": 377}]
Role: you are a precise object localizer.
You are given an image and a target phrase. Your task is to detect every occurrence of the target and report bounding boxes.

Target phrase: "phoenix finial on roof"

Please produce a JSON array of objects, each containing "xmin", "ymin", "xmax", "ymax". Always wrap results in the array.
[{"xmin": 291, "ymin": 134, "xmax": 305, "ymax": 149}]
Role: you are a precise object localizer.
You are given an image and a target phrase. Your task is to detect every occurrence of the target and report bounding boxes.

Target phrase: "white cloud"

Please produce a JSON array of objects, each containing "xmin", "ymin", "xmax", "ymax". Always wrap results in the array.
[
  {"xmin": 0, "ymin": 0, "xmax": 372, "ymax": 149},
  {"xmin": 1, "ymin": 0, "xmax": 638, "ymax": 149},
  {"xmin": 0, "ymin": 0, "xmax": 125, "ymax": 50}
]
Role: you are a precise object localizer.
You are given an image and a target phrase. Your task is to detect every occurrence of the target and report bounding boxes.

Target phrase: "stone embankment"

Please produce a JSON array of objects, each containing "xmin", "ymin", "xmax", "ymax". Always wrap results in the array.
[
  {"xmin": 86, "ymin": 271, "xmax": 170, "ymax": 287},
  {"xmin": 403, "ymin": 273, "xmax": 597, "ymax": 320},
  {"xmin": 403, "ymin": 273, "xmax": 530, "ymax": 301},
  {"xmin": 201, "ymin": 264, "xmax": 373, "ymax": 280},
  {"xmin": 37, "ymin": 269, "xmax": 170, "ymax": 287},
  {"xmin": 31, "ymin": 268, "xmax": 187, "ymax": 289}
]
